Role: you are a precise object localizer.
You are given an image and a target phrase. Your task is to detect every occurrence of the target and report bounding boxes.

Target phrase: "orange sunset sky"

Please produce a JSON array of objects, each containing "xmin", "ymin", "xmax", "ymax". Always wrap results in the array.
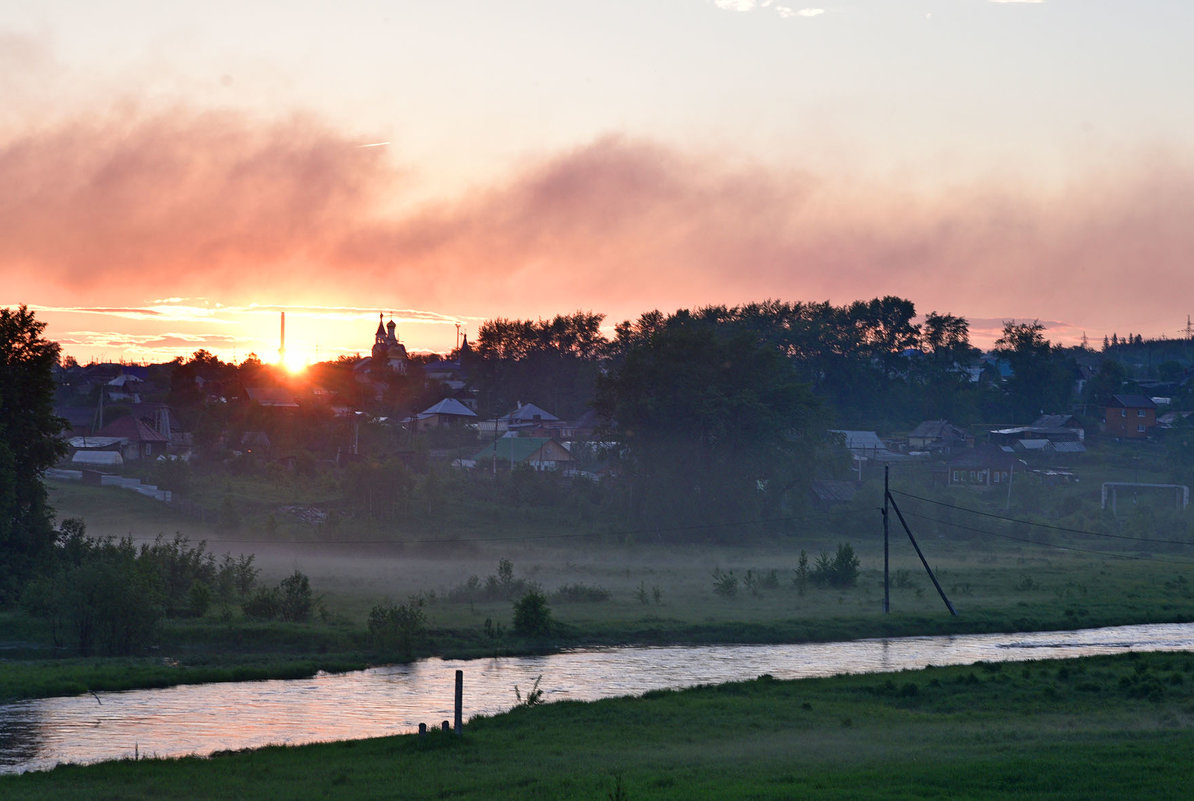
[{"xmin": 4, "ymin": 1, "xmax": 1194, "ymax": 366}]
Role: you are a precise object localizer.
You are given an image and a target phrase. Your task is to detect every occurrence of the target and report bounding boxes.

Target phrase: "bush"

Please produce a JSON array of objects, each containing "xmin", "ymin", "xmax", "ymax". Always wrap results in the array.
[
  {"xmin": 551, "ymin": 583, "xmax": 611, "ymax": 603},
  {"xmin": 811, "ymin": 543, "xmax": 861, "ymax": 588},
  {"xmin": 368, "ymin": 597, "xmax": 427, "ymax": 658},
  {"xmin": 513, "ymin": 590, "xmax": 552, "ymax": 637},
  {"xmin": 712, "ymin": 568, "xmax": 738, "ymax": 598},
  {"xmin": 446, "ymin": 558, "xmax": 537, "ymax": 603},
  {"xmin": 241, "ymin": 571, "xmax": 316, "ymax": 622},
  {"xmin": 278, "ymin": 571, "xmax": 314, "ymax": 622},
  {"xmin": 242, "ymin": 587, "xmax": 281, "ymax": 621},
  {"xmin": 22, "ymin": 528, "xmax": 163, "ymax": 656}
]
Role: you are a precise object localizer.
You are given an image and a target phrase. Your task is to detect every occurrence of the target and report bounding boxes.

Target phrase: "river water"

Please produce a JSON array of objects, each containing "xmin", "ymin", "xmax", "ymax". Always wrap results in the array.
[{"xmin": 3, "ymin": 621, "xmax": 1193, "ymax": 774}]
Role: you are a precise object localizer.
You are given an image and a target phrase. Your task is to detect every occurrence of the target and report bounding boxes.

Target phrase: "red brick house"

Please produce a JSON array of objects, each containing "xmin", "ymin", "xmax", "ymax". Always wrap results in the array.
[{"xmin": 1103, "ymin": 394, "xmax": 1157, "ymax": 439}]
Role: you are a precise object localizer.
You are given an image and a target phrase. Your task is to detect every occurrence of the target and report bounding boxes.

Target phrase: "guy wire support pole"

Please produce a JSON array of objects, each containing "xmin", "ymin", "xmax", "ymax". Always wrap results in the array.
[
  {"xmin": 883, "ymin": 466, "xmax": 890, "ymax": 614},
  {"xmin": 885, "ymin": 473, "xmax": 958, "ymax": 617}
]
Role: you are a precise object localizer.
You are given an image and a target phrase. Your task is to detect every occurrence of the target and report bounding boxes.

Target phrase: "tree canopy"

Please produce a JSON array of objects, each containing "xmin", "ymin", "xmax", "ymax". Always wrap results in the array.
[
  {"xmin": 595, "ymin": 313, "xmax": 831, "ymax": 538},
  {"xmin": 0, "ymin": 305, "xmax": 67, "ymax": 601}
]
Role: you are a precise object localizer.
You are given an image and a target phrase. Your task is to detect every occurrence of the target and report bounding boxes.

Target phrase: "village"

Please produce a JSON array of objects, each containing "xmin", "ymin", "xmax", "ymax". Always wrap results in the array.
[{"xmin": 46, "ymin": 307, "xmax": 1194, "ymax": 531}]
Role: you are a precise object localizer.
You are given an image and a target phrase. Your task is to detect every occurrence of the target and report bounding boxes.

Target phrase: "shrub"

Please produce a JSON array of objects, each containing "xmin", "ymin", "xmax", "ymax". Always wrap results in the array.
[
  {"xmin": 278, "ymin": 571, "xmax": 314, "ymax": 622},
  {"xmin": 242, "ymin": 587, "xmax": 281, "ymax": 620},
  {"xmin": 513, "ymin": 590, "xmax": 552, "ymax": 637},
  {"xmin": 811, "ymin": 543, "xmax": 861, "ymax": 588},
  {"xmin": 551, "ymin": 583, "xmax": 611, "ymax": 603},
  {"xmin": 794, "ymin": 550, "xmax": 810, "ymax": 595},
  {"xmin": 712, "ymin": 568, "xmax": 738, "ymax": 598},
  {"xmin": 368, "ymin": 597, "xmax": 427, "ymax": 658},
  {"xmin": 22, "ymin": 530, "xmax": 163, "ymax": 656},
  {"xmin": 446, "ymin": 558, "xmax": 536, "ymax": 603}
]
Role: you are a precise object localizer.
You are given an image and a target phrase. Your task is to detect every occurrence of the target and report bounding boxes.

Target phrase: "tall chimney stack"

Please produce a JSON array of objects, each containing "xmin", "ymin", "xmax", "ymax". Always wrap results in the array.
[{"xmin": 279, "ymin": 311, "xmax": 286, "ymax": 364}]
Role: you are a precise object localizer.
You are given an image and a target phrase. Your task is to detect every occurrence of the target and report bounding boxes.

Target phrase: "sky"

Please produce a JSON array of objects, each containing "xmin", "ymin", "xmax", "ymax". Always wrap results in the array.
[{"xmin": 4, "ymin": 0, "xmax": 1194, "ymax": 366}]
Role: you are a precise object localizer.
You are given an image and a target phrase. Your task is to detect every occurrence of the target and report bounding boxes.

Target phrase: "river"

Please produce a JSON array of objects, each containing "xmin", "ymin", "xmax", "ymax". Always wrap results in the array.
[{"xmin": 3, "ymin": 621, "xmax": 1193, "ymax": 775}]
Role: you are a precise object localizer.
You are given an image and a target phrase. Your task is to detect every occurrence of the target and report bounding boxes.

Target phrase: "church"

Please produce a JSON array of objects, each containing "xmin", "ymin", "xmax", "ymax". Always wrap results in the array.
[{"xmin": 365, "ymin": 313, "xmax": 408, "ymax": 374}]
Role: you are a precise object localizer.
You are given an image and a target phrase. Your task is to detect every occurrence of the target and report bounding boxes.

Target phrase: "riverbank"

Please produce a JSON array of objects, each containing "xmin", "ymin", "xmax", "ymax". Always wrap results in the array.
[
  {"xmin": 7, "ymin": 602, "xmax": 1194, "ymax": 703},
  {"xmin": 4, "ymin": 651, "xmax": 1193, "ymax": 799}
]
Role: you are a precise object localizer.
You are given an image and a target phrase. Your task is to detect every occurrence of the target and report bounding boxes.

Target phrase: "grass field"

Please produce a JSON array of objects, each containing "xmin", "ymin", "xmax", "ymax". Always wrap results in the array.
[{"xmin": 3, "ymin": 651, "xmax": 1193, "ymax": 799}]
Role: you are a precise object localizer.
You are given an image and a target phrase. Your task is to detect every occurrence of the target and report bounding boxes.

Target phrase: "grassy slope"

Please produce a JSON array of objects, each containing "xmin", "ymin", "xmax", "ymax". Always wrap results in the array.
[{"xmin": 3, "ymin": 652, "xmax": 1193, "ymax": 799}]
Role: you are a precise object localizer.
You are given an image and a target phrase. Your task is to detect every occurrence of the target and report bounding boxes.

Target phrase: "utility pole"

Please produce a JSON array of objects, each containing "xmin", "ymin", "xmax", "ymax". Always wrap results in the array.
[
  {"xmin": 883, "ymin": 466, "xmax": 890, "ymax": 614},
  {"xmin": 883, "ymin": 468, "xmax": 957, "ymax": 616}
]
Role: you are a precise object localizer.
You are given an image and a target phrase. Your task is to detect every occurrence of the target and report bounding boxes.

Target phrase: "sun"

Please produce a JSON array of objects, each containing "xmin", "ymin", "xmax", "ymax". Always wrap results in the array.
[{"xmin": 279, "ymin": 349, "xmax": 313, "ymax": 375}]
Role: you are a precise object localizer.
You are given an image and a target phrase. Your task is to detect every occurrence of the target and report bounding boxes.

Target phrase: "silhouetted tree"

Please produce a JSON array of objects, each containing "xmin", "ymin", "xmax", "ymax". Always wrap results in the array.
[
  {"xmin": 993, "ymin": 320, "xmax": 1076, "ymax": 421},
  {"xmin": 596, "ymin": 316, "xmax": 829, "ymax": 538},
  {"xmin": 0, "ymin": 306, "xmax": 67, "ymax": 603}
]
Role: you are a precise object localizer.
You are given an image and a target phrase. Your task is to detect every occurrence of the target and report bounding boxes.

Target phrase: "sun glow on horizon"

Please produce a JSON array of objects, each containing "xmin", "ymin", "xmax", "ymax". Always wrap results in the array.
[{"xmin": 278, "ymin": 349, "xmax": 313, "ymax": 374}]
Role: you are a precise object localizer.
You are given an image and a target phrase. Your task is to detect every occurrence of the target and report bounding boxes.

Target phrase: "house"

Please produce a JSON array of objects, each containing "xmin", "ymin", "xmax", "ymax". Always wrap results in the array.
[
  {"xmin": 245, "ymin": 386, "xmax": 300, "ymax": 408},
  {"xmin": 990, "ymin": 416, "xmax": 1084, "ymax": 447},
  {"xmin": 68, "ymin": 436, "xmax": 126, "ymax": 466},
  {"xmin": 907, "ymin": 420, "xmax": 971, "ymax": 454},
  {"xmin": 502, "ymin": 402, "xmax": 559, "ymax": 432},
  {"xmin": 811, "ymin": 479, "xmax": 860, "ymax": 508},
  {"xmin": 469, "ymin": 437, "xmax": 574, "ymax": 471},
  {"xmin": 1103, "ymin": 394, "xmax": 1157, "ymax": 439},
  {"xmin": 415, "ymin": 397, "xmax": 478, "ymax": 431},
  {"xmin": 946, "ymin": 445, "xmax": 1020, "ymax": 488},
  {"xmin": 94, "ymin": 415, "xmax": 169, "ymax": 461},
  {"xmin": 830, "ymin": 430, "xmax": 891, "ymax": 459},
  {"xmin": 128, "ymin": 402, "xmax": 192, "ymax": 451}
]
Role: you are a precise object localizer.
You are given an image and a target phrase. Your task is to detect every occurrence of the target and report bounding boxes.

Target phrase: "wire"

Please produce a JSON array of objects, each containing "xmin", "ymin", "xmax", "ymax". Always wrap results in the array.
[
  {"xmin": 890, "ymin": 488, "xmax": 1194, "ymax": 548},
  {"xmin": 894, "ymin": 507, "xmax": 1194, "ymax": 567},
  {"xmin": 129, "ymin": 509, "xmax": 872, "ymax": 548}
]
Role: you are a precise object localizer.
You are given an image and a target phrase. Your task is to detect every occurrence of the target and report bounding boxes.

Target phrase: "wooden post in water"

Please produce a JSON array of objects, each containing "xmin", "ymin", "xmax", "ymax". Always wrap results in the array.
[
  {"xmin": 454, "ymin": 669, "xmax": 464, "ymax": 735},
  {"xmin": 418, "ymin": 723, "xmax": 427, "ymax": 738},
  {"xmin": 441, "ymin": 721, "xmax": 450, "ymax": 732}
]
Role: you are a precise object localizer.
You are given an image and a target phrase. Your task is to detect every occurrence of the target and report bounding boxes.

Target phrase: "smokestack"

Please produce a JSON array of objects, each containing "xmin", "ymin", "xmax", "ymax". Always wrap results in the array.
[{"xmin": 279, "ymin": 311, "xmax": 286, "ymax": 364}]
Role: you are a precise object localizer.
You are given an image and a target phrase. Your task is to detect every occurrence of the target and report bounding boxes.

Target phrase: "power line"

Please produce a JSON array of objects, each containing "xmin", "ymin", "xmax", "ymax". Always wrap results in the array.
[
  {"xmin": 895, "ymin": 507, "xmax": 1194, "ymax": 567},
  {"xmin": 890, "ymin": 488, "xmax": 1194, "ymax": 548},
  {"xmin": 138, "ymin": 510, "xmax": 868, "ymax": 548}
]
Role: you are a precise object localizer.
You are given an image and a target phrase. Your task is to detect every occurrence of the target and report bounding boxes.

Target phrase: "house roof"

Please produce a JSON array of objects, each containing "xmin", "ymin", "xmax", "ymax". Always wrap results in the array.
[
  {"xmin": 949, "ymin": 444, "xmax": 1019, "ymax": 468},
  {"xmin": 1032, "ymin": 414, "xmax": 1081, "ymax": 429},
  {"xmin": 503, "ymin": 402, "xmax": 559, "ymax": 423},
  {"xmin": 470, "ymin": 437, "xmax": 572, "ymax": 464},
  {"xmin": 1051, "ymin": 441, "xmax": 1087, "ymax": 454},
  {"xmin": 908, "ymin": 420, "xmax": 966, "ymax": 441},
  {"xmin": 1108, "ymin": 394, "xmax": 1157, "ymax": 409},
  {"xmin": 246, "ymin": 386, "xmax": 300, "ymax": 407},
  {"xmin": 420, "ymin": 397, "xmax": 478, "ymax": 418},
  {"xmin": 811, "ymin": 479, "xmax": 860, "ymax": 504},
  {"xmin": 69, "ymin": 436, "xmax": 126, "ymax": 449},
  {"xmin": 830, "ymin": 430, "xmax": 886, "ymax": 451},
  {"xmin": 97, "ymin": 415, "xmax": 169, "ymax": 443}
]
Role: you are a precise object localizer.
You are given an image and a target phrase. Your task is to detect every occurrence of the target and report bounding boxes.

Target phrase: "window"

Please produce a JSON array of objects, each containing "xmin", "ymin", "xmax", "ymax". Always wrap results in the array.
[
  {"xmin": 1138, "ymin": 409, "xmax": 1146, "ymax": 417},
  {"xmin": 1121, "ymin": 409, "xmax": 1127, "ymax": 417},
  {"xmin": 1137, "ymin": 424, "xmax": 1145, "ymax": 433}
]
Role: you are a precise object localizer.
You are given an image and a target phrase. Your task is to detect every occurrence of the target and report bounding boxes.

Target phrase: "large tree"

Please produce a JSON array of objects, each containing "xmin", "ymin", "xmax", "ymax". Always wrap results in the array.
[
  {"xmin": 0, "ymin": 306, "xmax": 67, "ymax": 602},
  {"xmin": 993, "ymin": 320, "xmax": 1076, "ymax": 421},
  {"xmin": 472, "ymin": 311, "xmax": 606, "ymax": 418},
  {"xmin": 595, "ymin": 315, "xmax": 829, "ymax": 539}
]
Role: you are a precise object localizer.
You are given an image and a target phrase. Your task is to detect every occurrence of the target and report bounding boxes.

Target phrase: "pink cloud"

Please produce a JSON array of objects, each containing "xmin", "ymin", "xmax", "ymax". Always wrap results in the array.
[{"xmin": 4, "ymin": 108, "xmax": 1193, "ymax": 353}]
